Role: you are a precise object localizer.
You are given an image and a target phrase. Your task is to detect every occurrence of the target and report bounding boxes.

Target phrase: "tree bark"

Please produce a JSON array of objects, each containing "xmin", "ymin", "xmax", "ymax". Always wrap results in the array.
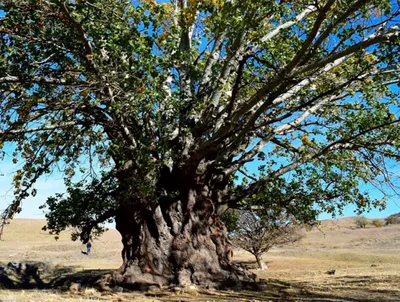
[
  {"xmin": 111, "ymin": 172, "xmax": 240, "ymax": 289},
  {"xmin": 255, "ymin": 254, "xmax": 268, "ymax": 270}
]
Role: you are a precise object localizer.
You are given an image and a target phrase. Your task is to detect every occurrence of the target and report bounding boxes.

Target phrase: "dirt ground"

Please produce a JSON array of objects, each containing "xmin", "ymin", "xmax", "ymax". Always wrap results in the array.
[{"xmin": 0, "ymin": 218, "xmax": 400, "ymax": 301}]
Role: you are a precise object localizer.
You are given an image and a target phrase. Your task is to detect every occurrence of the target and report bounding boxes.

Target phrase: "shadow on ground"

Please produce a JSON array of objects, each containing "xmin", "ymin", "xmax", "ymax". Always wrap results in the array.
[
  {"xmin": 0, "ymin": 261, "xmax": 110, "ymax": 290},
  {"xmin": 144, "ymin": 275, "xmax": 400, "ymax": 302},
  {"xmin": 1, "ymin": 261, "xmax": 399, "ymax": 301}
]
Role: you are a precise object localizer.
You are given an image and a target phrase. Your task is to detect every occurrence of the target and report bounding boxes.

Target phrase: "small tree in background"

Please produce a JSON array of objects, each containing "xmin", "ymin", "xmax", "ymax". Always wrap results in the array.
[
  {"xmin": 229, "ymin": 210, "xmax": 303, "ymax": 270},
  {"xmin": 354, "ymin": 216, "xmax": 368, "ymax": 228}
]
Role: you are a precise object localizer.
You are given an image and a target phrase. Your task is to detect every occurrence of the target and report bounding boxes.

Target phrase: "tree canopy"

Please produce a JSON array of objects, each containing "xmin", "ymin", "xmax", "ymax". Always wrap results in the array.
[
  {"xmin": 1, "ymin": 0, "xmax": 400, "ymax": 287},
  {"xmin": 1, "ymin": 0, "xmax": 399, "ymax": 222}
]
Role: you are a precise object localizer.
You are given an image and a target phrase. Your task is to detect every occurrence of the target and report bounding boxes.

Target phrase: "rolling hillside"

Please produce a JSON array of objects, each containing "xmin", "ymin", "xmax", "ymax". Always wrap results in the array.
[
  {"xmin": 1, "ymin": 217, "xmax": 400, "ymax": 301},
  {"xmin": 1, "ymin": 216, "xmax": 400, "ymax": 271}
]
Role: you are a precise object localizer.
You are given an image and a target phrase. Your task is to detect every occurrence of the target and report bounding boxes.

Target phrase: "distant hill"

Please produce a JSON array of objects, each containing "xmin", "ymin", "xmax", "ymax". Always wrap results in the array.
[
  {"xmin": 295, "ymin": 216, "xmax": 400, "ymax": 251},
  {"xmin": 2, "ymin": 216, "xmax": 400, "ymax": 256},
  {"xmin": 0, "ymin": 218, "xmax": 120, "ymax": 242},
  {"xmin": 387, "ymin": 212, "xmax": 400, "ymax": 219}
]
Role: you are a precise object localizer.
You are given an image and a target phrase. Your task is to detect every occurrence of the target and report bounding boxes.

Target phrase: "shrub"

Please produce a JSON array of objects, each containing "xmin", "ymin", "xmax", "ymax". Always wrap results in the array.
[
  {"xmin": 372, "ymin": 219, "xmax": 383, "ymax": 228},
  {"xmin": 354, "ymin": 216, "xmax": 368, "ymax": 228}
]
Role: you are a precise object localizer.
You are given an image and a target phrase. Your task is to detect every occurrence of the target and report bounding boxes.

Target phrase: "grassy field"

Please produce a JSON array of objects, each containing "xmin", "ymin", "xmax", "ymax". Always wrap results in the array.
[{"xmin": 0, "ymin": 218, "xmax": 400, "ymax": 301}]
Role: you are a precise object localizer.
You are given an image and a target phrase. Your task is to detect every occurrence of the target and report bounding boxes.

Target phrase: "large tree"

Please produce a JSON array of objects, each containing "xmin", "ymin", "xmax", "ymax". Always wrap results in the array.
[{"xmin": 1, "ymin": 0, "xmax": 400, "ymax": 288}]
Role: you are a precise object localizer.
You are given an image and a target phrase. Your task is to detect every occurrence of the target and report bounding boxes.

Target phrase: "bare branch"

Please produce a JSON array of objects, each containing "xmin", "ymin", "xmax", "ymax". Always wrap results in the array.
[
  {"xmin": 283, "ymin": 0, "xmax": 336, "ymax": 72},
  {"xmin": 294, "ymin": 27, "xmax": 400, "ymax": 76},
  {"xmin": 0, "ymin": 121, "xmax": 77, "ymax": 135},
  {"xmin": 0, "ymin": 75, "xmax": 88, "ymax": 87},
  {"xmin": 248, "ymin": 5, "xmax": 318, "ymax": 55}
]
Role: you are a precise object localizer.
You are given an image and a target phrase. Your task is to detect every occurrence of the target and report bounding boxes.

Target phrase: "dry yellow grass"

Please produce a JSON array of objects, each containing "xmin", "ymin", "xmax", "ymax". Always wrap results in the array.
[
  {"xmin": 1, "ymin": 217, "xmax": 400, "ymax": 301},
  {"xmin": 0, "ymin": 289, "xmax": 163, "ymax": 301},
  {"xmin": 0, "ymin": 219, "xmax": 122, "ymax": 270}
]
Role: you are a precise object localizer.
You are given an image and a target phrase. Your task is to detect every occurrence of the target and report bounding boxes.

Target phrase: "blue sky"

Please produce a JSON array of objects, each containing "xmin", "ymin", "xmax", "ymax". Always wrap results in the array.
[
  {"xmin": 242, "ymin": 155, "xmax": 400, "ymax": 220},
  {"xmin": 0, "ymin": 158, "xmax": 65, "ymax": 219}
]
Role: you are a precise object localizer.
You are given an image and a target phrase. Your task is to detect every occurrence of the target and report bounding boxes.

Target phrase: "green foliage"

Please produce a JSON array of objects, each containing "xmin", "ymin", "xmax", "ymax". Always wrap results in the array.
[
  {"xmin": 40, "ymin": 175, "xmax": 117, "ymax": 242},
  {"xmin": 221, "ymin": 209, "xmax": 239, "ymax": 234},
  {"xmin": 354, "ymin": 216, "xmax": 369, "ymax": 228}
]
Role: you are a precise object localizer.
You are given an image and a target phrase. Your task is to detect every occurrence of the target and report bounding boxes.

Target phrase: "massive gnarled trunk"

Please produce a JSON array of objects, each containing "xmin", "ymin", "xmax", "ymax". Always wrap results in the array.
[{"xmin": 111, "ymin": 167, "xmax": 239, "ymax": 289}]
